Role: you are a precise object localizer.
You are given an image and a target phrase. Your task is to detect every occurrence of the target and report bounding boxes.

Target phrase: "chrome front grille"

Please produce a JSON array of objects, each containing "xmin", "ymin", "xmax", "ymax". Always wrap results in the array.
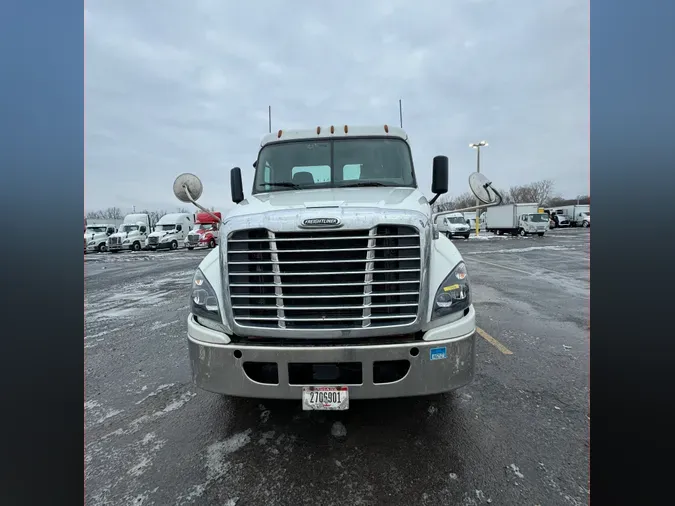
[
  {"xmin": 188, "ymin": 234, "xmax": 200, "ymax": 245},
  {"xmin": 148, "ymin": 236, "xmax": 159, "ymax": 245},
  {"xmin": 227, "ymin": 226, "xmax": 421, "ymax": 330},
  {"xmin": 109, "ymin": 236, "xmax": 122, "ymax": 245}
]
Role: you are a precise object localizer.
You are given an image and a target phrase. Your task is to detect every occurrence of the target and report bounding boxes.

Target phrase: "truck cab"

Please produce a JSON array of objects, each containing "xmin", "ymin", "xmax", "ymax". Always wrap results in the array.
[
  {"xmin": 107, "ymin": 213, "xmax": 150, "ymax": 252},
  {"xmin": 84, "ymin": 223, "xmax": 116, "ymax": 253},
  {"xmin": 186, "ymin": 212, "xmax": 222, "ymax": 250},
  {"xmin": 172, "ymin": 125, "xmax": 502, "ymax": 410},
  {"xmin": 146, "ymin": 213, "xmax": 193, "ymax": 251}
]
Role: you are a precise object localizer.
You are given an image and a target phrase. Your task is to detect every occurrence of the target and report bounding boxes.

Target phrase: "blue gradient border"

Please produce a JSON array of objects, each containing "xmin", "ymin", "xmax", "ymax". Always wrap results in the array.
[
  {"xmin": 591, "ymin": 0, "xmax": 675, "ymax": 503},
  {"xmin": 0, "ymin": 1, "xmax": 83, "ymax": 504}
]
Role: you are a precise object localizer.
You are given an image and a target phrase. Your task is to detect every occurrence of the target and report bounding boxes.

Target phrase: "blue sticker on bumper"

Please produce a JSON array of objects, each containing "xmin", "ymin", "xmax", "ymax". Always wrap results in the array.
[{"xmin": 430, "ymin": 347, "xmax": 447, "ymax": 361}]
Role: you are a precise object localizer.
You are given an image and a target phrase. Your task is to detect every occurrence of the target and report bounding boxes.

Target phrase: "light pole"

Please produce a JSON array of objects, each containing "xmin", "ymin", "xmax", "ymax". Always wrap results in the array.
[{"xmin": 469, "ymin": 140, "xmax": 489, "ymax": 235}]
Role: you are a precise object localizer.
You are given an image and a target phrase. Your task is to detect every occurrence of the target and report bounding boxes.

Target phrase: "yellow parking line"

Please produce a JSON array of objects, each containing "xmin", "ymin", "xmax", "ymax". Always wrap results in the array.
[{"xmin": 476, "ymin": 327, "xmax": 513, "ymax": 355}]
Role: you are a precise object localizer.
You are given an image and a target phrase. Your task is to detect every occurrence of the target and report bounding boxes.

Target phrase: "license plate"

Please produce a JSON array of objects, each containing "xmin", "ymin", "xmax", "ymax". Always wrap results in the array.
[{"xmin": 302, "ymin": 386, "xmax": 349, "ymax": 411}]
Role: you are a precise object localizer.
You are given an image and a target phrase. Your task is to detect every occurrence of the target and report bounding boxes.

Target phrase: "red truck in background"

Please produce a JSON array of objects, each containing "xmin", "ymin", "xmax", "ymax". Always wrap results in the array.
[{"xmin": 185, "ymin": 211, "xmax": 221, "ymax": 250}]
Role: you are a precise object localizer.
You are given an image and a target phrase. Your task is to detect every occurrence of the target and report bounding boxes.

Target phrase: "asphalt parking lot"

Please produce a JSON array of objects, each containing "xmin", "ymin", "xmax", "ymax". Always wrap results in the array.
[{"xmin": 85, "ymin": 228, "xmax": 590, "ymax": 506}]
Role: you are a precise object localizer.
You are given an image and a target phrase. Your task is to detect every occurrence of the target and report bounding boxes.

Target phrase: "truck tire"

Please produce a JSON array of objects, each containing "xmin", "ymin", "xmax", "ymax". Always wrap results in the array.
[
  {"xmin": 132, "ymin": 242, "xmax": 141, "ymax": 251},
  {"xmin": 519, "ymin": 228, "xmax": 527, "ymax": 237},
  {"xmin": 537, "ymin": 232, "xmax": 545, "ymax": 237},
  {"xmin": 463, "ymin": 233, "xmax": 470, "ymax": 239},
  {"xmin": 187, "ymin": 246, "xmax": 194, "ymax": 250},
  {"xmin": 110, "ymin": 249, "xmax": 119, "ymax": 254},
  {"xmin": 98, "ymin": 243, "xmax": 107, "ymax": 253},
  {"xmin": 582, "ymin": 221, "xmax": 589, "ymax": 228},
  {"xmin": 209, "ymin": 238, "xmax": 216, "ymax": 248},
  {"xmin": 171, "ymin": 240, "xmax": 178, "ymax": 250}
]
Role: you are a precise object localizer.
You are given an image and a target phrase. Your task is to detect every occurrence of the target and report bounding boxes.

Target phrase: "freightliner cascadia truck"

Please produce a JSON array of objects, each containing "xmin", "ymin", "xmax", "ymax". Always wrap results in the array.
[{"xmin": 171, "ymin": 125, "xmax": 503, "ymax": 411}]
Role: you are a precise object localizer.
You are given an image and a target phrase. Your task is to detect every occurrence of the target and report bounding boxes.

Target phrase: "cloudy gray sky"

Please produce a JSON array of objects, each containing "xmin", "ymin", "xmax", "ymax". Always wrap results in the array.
[{"xmin": 85, "ymin": 0, "xmax": 589, "ymax": 214}]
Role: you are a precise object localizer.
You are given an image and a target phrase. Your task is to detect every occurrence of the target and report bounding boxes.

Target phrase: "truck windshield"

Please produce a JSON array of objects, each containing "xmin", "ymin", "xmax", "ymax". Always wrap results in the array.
[
  {"xmin": 86, "ymin": 226, "xmax": 107, "ymax": 233},
  {"xmin": 447, "ymin": 217, "xmax": 465, "ymax": 224},
  {"xmin": 529, "ymin": 214, "xmax": 548, "ymax": 222},
  {"xmin": 156, "ymin": 224, "xmax": 176, "ymax": 231},
  {"xmin": 120, "ymin": 225, "xmax": 139, "ymax": 232},
  {"xmin": 253, "ymin": 137, "xmax": 416, "ymax": 193},
  {"xmin": 194, "ymin": 224, "xmax": 214, "ymax": 231}
]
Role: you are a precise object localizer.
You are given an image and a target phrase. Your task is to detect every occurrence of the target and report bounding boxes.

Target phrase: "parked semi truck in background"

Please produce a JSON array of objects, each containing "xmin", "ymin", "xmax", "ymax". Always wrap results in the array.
[
  {"xmin": 186, "ymin": 211, "xmax": 222, "ymax": 250},
  {"xmin": 485, "ymin": 203, "xmax": 548, "ymax": 236},
  {"xmin": 170, "ymin": 124, "xmax": 507, "ymax": 411},
  {"xmin": 107, "ymin": 213, "xmax": 151, "ymax": 252},
  {"xmin": 551, "ymin": 204, "xmax": 589, "ymax": 227},
  {"xmin": 84, "ymin": 219, "xmax": 123, "ymax": 253},
  {"xmin": 145, "ymin": 213, "xmax": 193, "ymax": 251}
]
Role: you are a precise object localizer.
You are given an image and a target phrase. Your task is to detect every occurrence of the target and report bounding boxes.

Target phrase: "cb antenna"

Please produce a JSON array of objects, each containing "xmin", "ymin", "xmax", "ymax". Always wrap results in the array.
[
  {"xmin": 399, "ymin": 99, "xmax": 403, "ymax": 128},
  {"xmin": 268, "ymin": 105, "xmax": 272, "ymax": 133}
]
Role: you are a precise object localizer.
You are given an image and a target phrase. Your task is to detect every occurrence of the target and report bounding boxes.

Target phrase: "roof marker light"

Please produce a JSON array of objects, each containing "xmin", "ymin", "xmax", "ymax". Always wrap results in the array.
[
  {"xmin": 384, "ymin": 124, "xmax": 389, "ymax": 133},
  {"xmin": 277, "ymin": 130, "xmax": 283, "ymax": 138},
  {"xmin": 317, "ymin": 126, "xmax": 321, "ymax": 134},
  {"xmin": 344, "ymin": 125, "xmax": 349, "ymax": 133},
  {"xmin": 330, "ymin": 125, "xmax": 335, "ymax": 134}
]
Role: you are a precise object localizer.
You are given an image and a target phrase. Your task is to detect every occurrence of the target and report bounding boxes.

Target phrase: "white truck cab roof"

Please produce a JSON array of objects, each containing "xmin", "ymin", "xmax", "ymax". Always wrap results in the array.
[{"xmin": 260, "ymin": 125, "xmax": 409, "ymax": 147}]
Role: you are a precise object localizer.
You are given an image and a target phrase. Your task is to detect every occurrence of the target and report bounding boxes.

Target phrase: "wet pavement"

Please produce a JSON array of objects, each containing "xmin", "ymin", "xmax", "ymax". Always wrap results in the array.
[{"xmin": 85, "ymin": 229, "xmax": 590, "ymax": 505}]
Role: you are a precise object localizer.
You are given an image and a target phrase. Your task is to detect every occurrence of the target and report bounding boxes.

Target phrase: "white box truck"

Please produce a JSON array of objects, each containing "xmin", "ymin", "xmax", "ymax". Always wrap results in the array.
[
  {"xmin": 485, "ymin": 203, "xmax": 548, "ymax": 236},
  {"xmin": 145, "ymin": 213, "xmax": 193, "ymax": 251},
  {"xmin": 168, "ymin": 124, "xmax": 510, "ymax": 411},
  {"xmin": 107, "ymin": 213, "xmax": 151, "ymax": 252},
  {"xmin": 553, "ymin": 204, "xmax": 590, "ymax": 227}
]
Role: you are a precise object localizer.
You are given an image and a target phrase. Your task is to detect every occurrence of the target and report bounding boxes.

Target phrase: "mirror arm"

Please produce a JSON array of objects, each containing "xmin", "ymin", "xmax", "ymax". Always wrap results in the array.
[
  {"xmin": 432, "ymin": 183, "xmax": 504, "ymax": 219},
  {"xmin": 182, "ymin": 185, "xmax": 223, "ymax": 223},
  {"xmin": 428, "ymin": 194, "xmax": 441, "ymax": 206}
]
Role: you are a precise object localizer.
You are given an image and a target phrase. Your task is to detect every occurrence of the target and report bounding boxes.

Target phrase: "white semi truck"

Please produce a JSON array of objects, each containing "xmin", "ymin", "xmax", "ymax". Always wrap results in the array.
[
  {"xmin": 485, "ymin": 203, "xmax": 548, "ymax": 236},
  {"xmin": 107, "ymin": 213, "xmax": 151, "ymax": 252},
  {"xmin": 84, "ymin": 219, "xmax": 123, "ymax": 253},
  {"xmin": 170, "ymin": 125, "xmax": 505, "ymax": 411},
  {"xmin": 145, "ymin": 213, "xmax": 193, "ymax": 251}
]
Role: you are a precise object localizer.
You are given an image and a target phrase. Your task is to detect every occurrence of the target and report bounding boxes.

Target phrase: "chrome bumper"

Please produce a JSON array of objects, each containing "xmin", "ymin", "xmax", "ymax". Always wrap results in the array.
[{"xmin": 186, "ymin": 308, "xmax": 476, "ymax": 400}]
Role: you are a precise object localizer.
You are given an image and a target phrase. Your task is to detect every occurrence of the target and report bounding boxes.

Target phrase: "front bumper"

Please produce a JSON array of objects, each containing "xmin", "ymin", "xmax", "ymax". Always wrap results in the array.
[
  {"xmin": 108, "ymin": 243, "xmax": 131, "ymax": 251},
  {"xmin": 186, "ymin": 307, "xmax": 476, "ymax": 400},
  {"xmin": 146, "ymin": 242, "xmax": 171, "ymax": 250}
]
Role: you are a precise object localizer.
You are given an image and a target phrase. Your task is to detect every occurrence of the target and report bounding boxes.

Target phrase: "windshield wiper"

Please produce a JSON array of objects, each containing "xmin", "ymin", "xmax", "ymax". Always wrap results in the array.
[
  {"xmin": 257, "ymin": 182, "xmax": 301, "ymax": 190},
  {"xmin": 337, "ymin": 181, "xmax": 388, "ymax": 188}
]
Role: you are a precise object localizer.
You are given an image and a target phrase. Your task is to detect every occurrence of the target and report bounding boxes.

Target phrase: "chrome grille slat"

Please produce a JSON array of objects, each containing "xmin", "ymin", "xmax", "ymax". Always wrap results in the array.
[
  {"xmin": 230, "ymin": 291, "xmax": 420, "ymax": 298},
  {"xmin": 230, "ymin": 246, "xmax": 418, "ymax": 254},
  {"xmin": 228, "ymin": 268, "xmax": 419, "ymax": 277},
  {"xmin": 228, "ymin": 257, "xmax": 421, "ymax": 265},
  {"xmin": 228, "ymin": 234, "xmax": 419, "ymax": 243},
  {"xmin": 227, "ymin": 226, "xmax": 421, "ymax": 331}
]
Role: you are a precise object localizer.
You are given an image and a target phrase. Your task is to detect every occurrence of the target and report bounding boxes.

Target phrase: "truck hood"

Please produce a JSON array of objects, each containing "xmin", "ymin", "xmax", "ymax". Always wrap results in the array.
[
  {"xmin": 148, "ymin": 231, "xmax": 175, "ymax": 238},
  {"xmin": 227, "ymin": 187, "xmax": 429, "ymax": 219},
  {"xmin": 85, "ymin": 232, "xmax": 107, "ymax": 240}
]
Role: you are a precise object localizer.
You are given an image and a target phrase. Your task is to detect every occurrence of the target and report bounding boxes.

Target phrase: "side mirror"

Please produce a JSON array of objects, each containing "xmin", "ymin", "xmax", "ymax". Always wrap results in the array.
[
  {"xmin": 140, "ymin": 226, "xmax": 146, "ymax": 233},
  {"xmin": 231, "ymin": 167, "xmax": 244, "ymax": 204},
  {"xmin": 431, "ymin": 156, "xmax": 449, "ymax": 195},
  {"xmin": 173, "ymin": 173, "xmax": 204, "ymax": 203},
  {"xmin": 429, "ymin": 156, "xmax": 449, "ymax": 205}
]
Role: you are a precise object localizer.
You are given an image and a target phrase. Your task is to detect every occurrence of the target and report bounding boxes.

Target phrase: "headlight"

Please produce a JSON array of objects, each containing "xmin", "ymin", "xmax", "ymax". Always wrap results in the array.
[
  {"xmin": 432, "ymin": 262, "xmax": 471, "ymax": 320},
  {"xmin": 191, "ymin": 269, "xmax": 221, "ymax": 323}
]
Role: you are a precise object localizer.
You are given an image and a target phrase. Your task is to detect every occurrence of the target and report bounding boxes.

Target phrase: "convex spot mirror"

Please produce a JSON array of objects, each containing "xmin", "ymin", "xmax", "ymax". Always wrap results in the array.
[
  {"xmin": 468, "ymin": 172, "xmax": 498, "ymax": 204},
  {"xmin": 173, "ymin": 173, "xmax": 204, "ymax": 203}
]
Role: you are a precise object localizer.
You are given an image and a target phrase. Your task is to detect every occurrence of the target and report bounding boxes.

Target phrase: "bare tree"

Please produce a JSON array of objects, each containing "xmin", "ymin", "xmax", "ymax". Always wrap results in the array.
[
  {"xmin": 177, "ymin": 207, "xmax": 190, "ymax": 214},
  {"xmin": 509, "ymin": 180, "xmax": 554, "ymax": 206},
  {"xmin": 102, "ymin": 207, "xmax": 123, "ymax": 220},
  {"xmin": 433, "ymin": 191, "xmax": 476, "ymax": 213},
  {"xmin": 86, "ymin": 210, "xmax": 103, "ymax": 219}
]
